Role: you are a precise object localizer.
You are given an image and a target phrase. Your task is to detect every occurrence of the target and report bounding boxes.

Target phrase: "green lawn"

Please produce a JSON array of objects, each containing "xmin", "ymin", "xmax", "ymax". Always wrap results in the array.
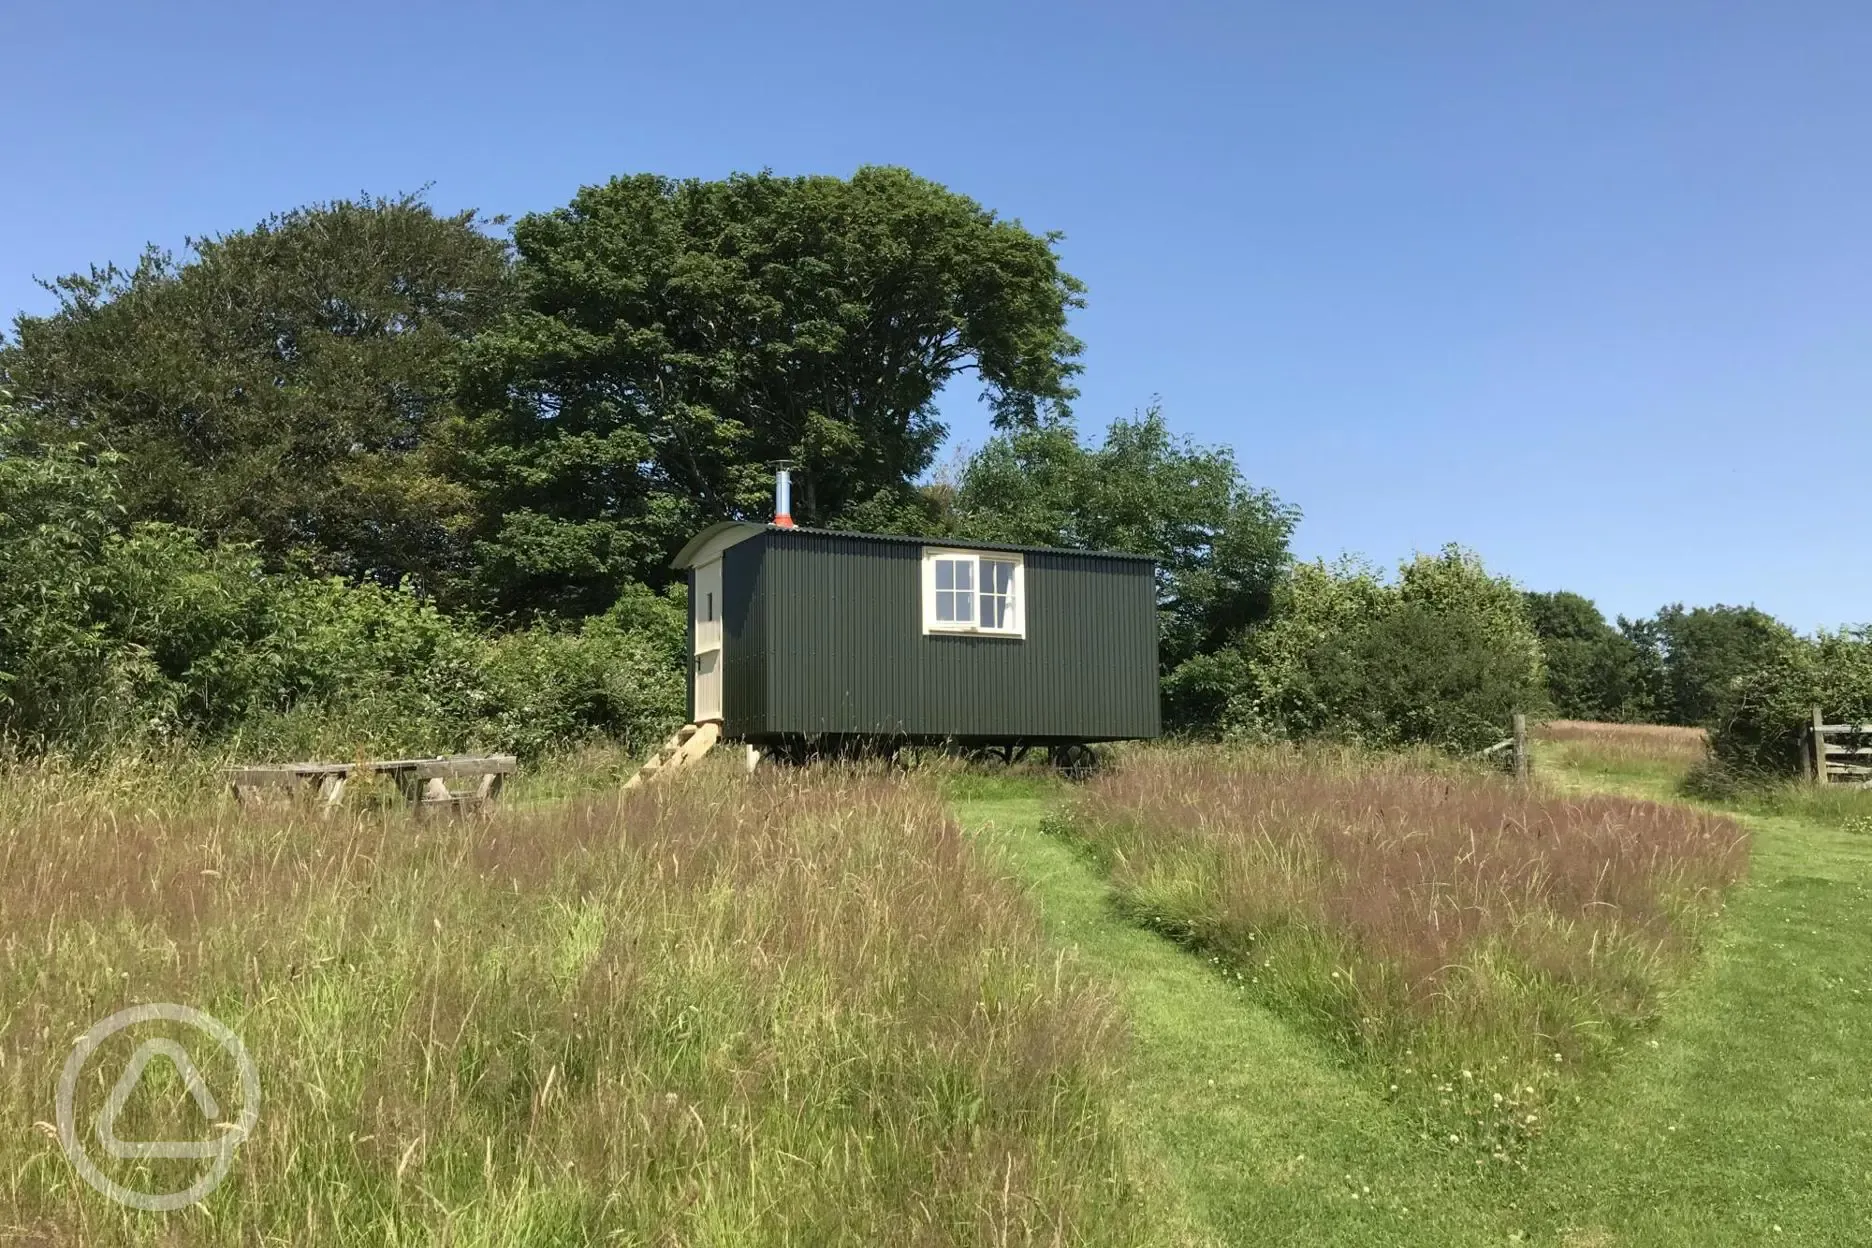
[{"xmin": 954, "ymin": 754, "xmax": 1872, "ymax": 1247}]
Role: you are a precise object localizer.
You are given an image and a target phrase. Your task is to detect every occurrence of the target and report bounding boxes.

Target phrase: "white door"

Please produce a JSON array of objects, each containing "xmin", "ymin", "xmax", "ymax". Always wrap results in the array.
[{"xmin": 693, "ymin": 558, "xmax": 724, "ymax": 723}]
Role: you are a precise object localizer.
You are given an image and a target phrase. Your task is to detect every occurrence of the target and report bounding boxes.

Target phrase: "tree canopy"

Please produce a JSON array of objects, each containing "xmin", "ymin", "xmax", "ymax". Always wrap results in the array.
[
  {"xmin": 1, "ymin": 195, "xmax": 513, "ymax": 593},
  {"xmin": 1523, "ymin": 590, "xmax": 1652, "ymax": 721},
  {"xmin": 1648, "ymin": 603, "xmax": 1796, "ymax": 727},
  {"xmin": 456, "ymin": 166, "xmax": 1086, "ymax": 616},
  {"xmin": 1523, "ymin": 593, "xmax": 1799, "ymax": 729},
  {"xmin": 949, "ymin": 406, "xmax": 1299, "ymax": 676}
]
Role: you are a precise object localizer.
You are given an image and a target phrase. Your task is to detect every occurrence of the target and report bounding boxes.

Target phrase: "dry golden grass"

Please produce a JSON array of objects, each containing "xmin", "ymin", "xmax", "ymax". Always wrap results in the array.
[
  {"xmin": 0, "ymin": 765, "xmax": 1144, "ymax": 1246},
  {"xmin": 1537, "ymin": 719, "xmax": 1711, "ymax": 764}
]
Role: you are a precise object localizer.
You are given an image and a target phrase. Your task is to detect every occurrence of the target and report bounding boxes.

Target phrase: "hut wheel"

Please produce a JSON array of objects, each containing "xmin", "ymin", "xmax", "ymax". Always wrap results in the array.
[{"xmin": 1049, "ymin": 743, "xmax": 1100, "ymax": 780}]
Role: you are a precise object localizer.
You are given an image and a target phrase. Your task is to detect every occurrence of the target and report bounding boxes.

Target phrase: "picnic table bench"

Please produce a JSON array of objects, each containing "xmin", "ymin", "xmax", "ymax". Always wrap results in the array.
[{"xmin": 224, "ymin": 755, "xmax": 517, "ymax": 816}]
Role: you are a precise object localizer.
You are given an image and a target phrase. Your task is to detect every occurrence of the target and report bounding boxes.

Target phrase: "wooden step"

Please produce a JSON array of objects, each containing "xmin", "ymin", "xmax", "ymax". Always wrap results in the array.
[{"xmin": 622, "ymin": 723, "xmax": 719, "ymax": 793}]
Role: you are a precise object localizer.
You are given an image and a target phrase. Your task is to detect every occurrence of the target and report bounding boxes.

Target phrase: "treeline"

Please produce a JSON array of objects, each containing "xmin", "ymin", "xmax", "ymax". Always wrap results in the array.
[
  {"xmin": 1, "ymin": 172, "xmax": 1860, "ymax": 772},
  {"xmin": 1524, "ymin": 593, "xmax": 1793, "ymax": 726},
  {"xmin": 0, "ymin": 174, "xmax": 1292, "ymax": 760},
  {"xmin": 1522, "ymin": 593, "xmax": 1872, "ymax": 778}
]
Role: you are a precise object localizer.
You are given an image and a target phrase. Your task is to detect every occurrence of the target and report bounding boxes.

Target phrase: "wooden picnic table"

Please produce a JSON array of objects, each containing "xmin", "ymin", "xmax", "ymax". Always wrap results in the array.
[{"xmin": 224, "ymin": 755, "xmax": 517, "ymax": 816}]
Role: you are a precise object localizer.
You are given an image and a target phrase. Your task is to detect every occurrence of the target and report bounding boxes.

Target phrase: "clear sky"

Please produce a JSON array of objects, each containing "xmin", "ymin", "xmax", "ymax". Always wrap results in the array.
[{"xmin": 3, "ymin": 2, "xmax": 1867, "ymax": 630}]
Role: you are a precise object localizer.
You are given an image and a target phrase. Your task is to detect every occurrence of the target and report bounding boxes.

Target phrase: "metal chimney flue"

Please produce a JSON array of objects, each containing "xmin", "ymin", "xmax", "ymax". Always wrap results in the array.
[{"xmin": 773, "ymin": 466, "xmax": 795, "ymax": 528}]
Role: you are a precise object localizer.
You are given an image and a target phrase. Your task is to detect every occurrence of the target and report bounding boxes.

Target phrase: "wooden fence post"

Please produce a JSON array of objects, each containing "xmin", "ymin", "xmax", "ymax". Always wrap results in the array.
[
  {"xmin": 1512, "ymin": 712, "xmax": 1529, "ymax": 783},
  {"xmin": 1812, "ymin": 706, "xmax": 1826, "ymax": 784}
]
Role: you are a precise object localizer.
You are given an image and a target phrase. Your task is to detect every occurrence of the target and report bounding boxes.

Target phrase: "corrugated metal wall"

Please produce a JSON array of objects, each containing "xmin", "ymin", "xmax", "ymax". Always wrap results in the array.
[{"xmin": 747, "ymin": 530, "xmax": 1159, "ymax": 741}]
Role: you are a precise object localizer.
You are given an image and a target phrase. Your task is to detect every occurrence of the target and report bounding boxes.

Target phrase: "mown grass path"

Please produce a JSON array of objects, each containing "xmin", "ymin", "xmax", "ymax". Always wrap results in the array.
[
  {"xmin": 1520, "ymin": 763, "xmax": 1872, "ymax": 1245},
  {"xmin": 959, "ymin": 793, "xmax": 1513, "ymax": 1247},
  {"xmin": 957, "ymin": 771, "xmax": 1872, "ymax": 1247}
]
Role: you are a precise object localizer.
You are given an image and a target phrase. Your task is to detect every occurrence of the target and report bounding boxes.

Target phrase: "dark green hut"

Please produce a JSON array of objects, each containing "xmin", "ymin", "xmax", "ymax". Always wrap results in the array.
[{"xmin": 670, "ymin": 519, "xmax": 1161, "ymax": 758}]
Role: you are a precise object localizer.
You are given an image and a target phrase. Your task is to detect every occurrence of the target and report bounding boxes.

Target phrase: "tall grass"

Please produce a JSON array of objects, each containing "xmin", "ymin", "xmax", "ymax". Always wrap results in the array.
[
  {"xmin": 1050, "ymin": 745, "xmax": 1749, "ymax": 1161},
  {"xmin": 1537, "ymin": 719, "xmax": 1709, "ymax": 760},
  {"xmin": 1535, "ymin": 720, "xmax": 1709, "ymax": 786},
  {"xmin": 1720, "ymin": 776, "xmax": 1872, "ymax": 827},
  {"xmin": 0, "ymin": 765, "xmax": 1144, "ymax": 1245}
]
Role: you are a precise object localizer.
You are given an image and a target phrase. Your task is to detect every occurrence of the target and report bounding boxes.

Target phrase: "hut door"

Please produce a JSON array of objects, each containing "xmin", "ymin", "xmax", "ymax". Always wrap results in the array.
[{"xmin": 693, "ymin": 558, "xmax": 724, "ymax": 723}]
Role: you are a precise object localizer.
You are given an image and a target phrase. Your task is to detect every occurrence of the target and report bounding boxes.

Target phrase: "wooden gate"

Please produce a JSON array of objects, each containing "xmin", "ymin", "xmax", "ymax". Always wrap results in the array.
[{"xmin": 1805, "ymin": 708, "xmax": 1872, "ymax": 786}]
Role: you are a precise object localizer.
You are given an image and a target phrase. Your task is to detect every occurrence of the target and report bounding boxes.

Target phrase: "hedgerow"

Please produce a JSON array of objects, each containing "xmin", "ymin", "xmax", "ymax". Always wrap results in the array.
[{"xmin": 0, "ymin": 416, "xmax": 683, "ymax": 761}]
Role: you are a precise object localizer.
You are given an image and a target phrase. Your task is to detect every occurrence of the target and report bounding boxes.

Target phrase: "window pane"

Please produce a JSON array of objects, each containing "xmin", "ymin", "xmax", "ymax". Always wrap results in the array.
[
  {"xmin": 956, "ymin": 589, "xmax": 974, "ymax": 622},
  {"xmin": 935, "ymin": 560, "xmax": 954, "ymax": 591},
  {"xmin": 955, "ymin": 559, "xmax": 974, "ymax": 592},
  {"xmin": 976, "ymin": 559, "xmax": 1017, "ymax": 631},
  {"xmin": 936, "ymin": 591, "xmax": 956, "ymax": 622}
]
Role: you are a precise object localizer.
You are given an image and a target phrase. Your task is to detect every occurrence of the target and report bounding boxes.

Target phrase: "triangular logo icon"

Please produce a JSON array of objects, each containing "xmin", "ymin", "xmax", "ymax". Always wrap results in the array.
[{"xmin": 95, "ymin": 1038, "xmax": 225, "ymax": 1160}]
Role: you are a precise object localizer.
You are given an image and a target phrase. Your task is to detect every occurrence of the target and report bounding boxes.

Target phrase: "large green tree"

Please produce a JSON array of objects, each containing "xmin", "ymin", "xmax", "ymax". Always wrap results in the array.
[
  {"xmin": 950, "ymin": 407, "xmax": 1298, "ymax": 678},
  {"xmin": 0, "ymin": 195, "xmax": 513, "ymax": 592},
  {"xmin": 1648, "ymin": 603, "xmax": 1796, "ymax": 726},
  {"xmin": 457, "ymin": 167, "xmax": 1086, "ymax": 617},
  {"xmin": 1523, "ymin": 589, "xmax": 1652, "ymax": 721}
]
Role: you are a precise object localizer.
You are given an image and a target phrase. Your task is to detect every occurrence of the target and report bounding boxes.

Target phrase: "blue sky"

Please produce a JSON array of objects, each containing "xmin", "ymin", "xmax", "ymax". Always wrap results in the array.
[{"xmin": 3, "ymin": 2, "xmax": 1867, "ymax": 630}]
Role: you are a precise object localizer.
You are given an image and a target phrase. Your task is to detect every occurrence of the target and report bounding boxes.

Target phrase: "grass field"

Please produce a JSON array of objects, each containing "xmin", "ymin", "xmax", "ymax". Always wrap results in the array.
[
  {"xmin": 1043, "ymin": 746, "xmax": 1749, "ymax": 1159},
  {"xmin": 1, "ymin": 764, "xmax": 1145, "ymax": 1245},
  {"xmin": 7, "ymin": 730, "xmax": 1870, "ymax": 1245},
  {"xmin": 1533, "ymin": 720, "xmax": 1711, "ymax": 788},
  {"xmin": 956, "ymin": 732, "xmax": 1872, "ymax": 1246}
]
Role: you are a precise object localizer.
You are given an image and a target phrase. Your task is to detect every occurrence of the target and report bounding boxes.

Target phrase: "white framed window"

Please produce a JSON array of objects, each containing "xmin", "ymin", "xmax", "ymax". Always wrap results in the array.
[{"xmin": 922, "ymin": 548, "xmax": 1024, "ymax": 637}]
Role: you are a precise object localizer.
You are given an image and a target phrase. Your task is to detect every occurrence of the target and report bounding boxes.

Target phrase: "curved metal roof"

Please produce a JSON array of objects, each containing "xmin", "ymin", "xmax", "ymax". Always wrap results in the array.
[
  {"xmin": 670, "ymin": 521, "xmax": 767, "ymax": 569},
  {"xmin": 671, "ymin": 522, "xmax": 1155, "ymax": 569}
]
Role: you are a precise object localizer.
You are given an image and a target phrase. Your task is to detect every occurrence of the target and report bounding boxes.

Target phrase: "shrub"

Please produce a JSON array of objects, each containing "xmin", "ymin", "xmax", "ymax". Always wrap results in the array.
[
  {"xmin": 475, "ymin": 615, "xmax": 685, "ymax": 760},
  {"xmin": 0, "ymin": 415, "xmax": 684, "ymax": 762},
  {"xmin": 150, "ymin": 580, "xmax": 685, "ymax": 763},
  {"xmin": 223, "ymin": 576, "xmax": 490, "ymax": 758},
  {"xmin": 0, "ymin": 422, "xmax": 282, "ymax": 752},
  {"xmin": 1708, "ymin": 628, "xmax": 1872, "ymax": 779},
  {"xmin": 1213, "ymin": 547, "xmax": 1546, "ymax": 752}
]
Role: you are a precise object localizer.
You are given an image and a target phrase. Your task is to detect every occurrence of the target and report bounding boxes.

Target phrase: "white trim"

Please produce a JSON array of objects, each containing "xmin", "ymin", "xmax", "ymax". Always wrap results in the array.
[
  {"xmin": 921, "ymin": 548, "xmax": 1025, "ymax": 639},
  {"xmin": 694, "ymin": 649, "xmax": 722, "ymax": 721},
  {"xmin": 692, "ymin": 556, "xmax": 724, "ymax": 722}
]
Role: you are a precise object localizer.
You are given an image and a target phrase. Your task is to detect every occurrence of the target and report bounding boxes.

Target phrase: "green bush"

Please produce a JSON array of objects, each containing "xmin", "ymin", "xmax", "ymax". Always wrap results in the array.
[
  {"xmin": 0, "ymin": 413, "xmax": 684, "ymax": 762},
  {"xmin": 1211, "ymin": 546, "xmax": 1545, "ymax": 753},
  {"xmin": 1159, "ymin": 647, "xmax": 1252, "ymax": 736},
  {"xmin": 476, "ymin": 614, "xmax": 685, "ymax": 760},
  {"xmin": 1708, "ymin": 629, "xmax": 1872, "ymax": 779},
  {"xmin": 211, "ymin": 581, "xmax": 685, "ymax": 762},
  {"xmin": 0, "ymin": 423, "xmax": 281, "ymax": 751}
]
